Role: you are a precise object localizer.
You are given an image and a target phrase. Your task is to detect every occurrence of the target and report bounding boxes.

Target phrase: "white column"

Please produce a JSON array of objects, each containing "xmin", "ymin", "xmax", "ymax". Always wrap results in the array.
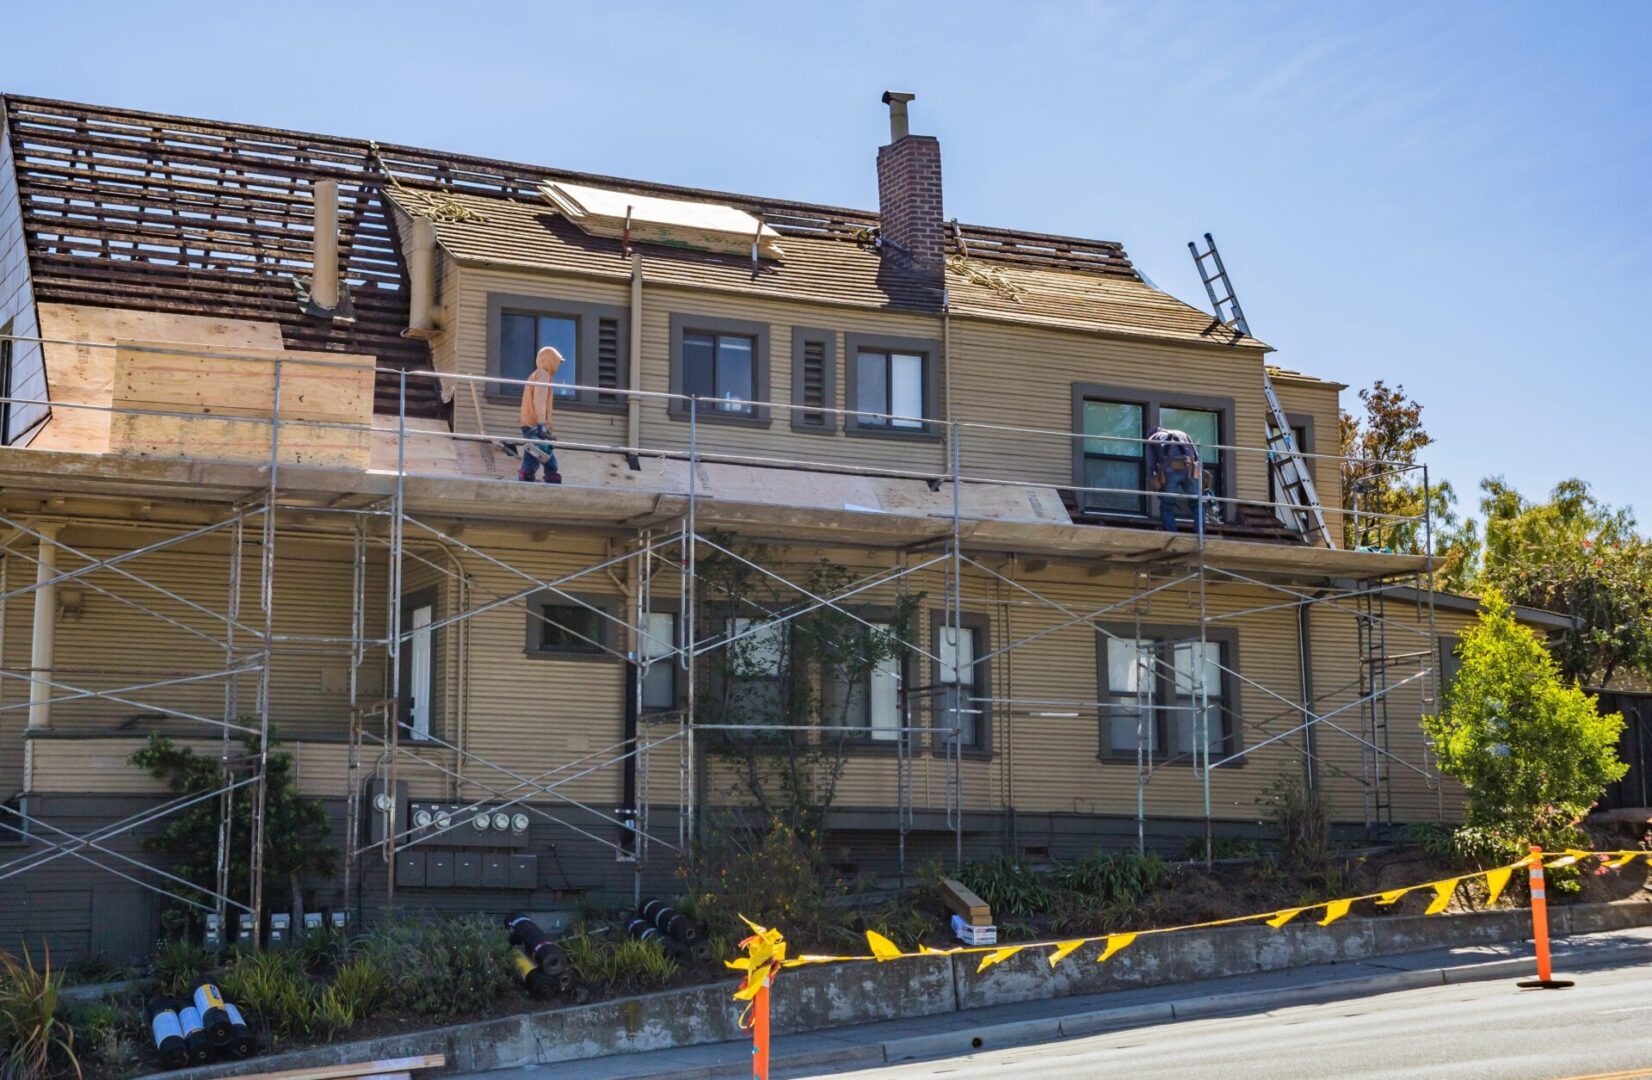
[{"xmin": 27, "ymin": 523, "xmax": 59, "ymax": 730}]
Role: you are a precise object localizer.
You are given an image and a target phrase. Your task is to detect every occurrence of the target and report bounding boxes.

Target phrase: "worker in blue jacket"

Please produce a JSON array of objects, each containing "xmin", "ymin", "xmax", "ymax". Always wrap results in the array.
[{"xmin": 1146, "ymin": 427, "xmax": 1203, "ymax": 533}]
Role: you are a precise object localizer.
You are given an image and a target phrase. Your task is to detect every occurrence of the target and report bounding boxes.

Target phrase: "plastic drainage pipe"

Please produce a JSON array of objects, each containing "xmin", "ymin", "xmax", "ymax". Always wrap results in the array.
[{"xmin": 506, "ymin": 913, "xmax": 567, "ymax": 972}]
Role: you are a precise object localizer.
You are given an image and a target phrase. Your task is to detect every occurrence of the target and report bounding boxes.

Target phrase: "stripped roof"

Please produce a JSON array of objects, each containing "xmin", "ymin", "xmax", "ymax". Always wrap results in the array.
[
  {"xmin": 405, "ymin": 189, "xmax": 1264, "ymax": 350},
  {"xmin": 2, "ymin": 94, "xmax": 1265, "ymax": 420}
]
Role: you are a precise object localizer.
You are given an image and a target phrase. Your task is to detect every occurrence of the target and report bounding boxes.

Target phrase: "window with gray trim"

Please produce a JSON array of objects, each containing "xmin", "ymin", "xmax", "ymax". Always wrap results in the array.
[
  {"xmin": 1269, "ymin": 414, "xmax": 1315, "ymax": 511},
  {"xmin": 0, "ymin": 325, "xmax": 12, "ymax": 446},
  {"xmin": 791, "ymin": 327, "xmax": 837, "ymax": 432},
  {"xmin": 486, "ymin": 294, "xmax": 628, "ymax": 410},
  {"xmin": 669, "ymin": 314, "xmax": 771, "ymax": 424},
  {"xmin": 1071, "ymin": 385, "xmax": 1236, "ymax": 515},
  {"xmin": 1439, "ymin": 634, "xmax": 1463, "ymax": 707},
  {"xmin": 525, "ymin": 593, "xmax": 620, "ymax": 658},
  {"xmin": 932, "ymin": 612, "xmax": 991, "ymax": 751},
  {"xmin": 641, "ymin": 608, "xmax": 680, "ymax": 711},
  {"xmin": 823, "ymin": 617, "xmax": 906, "ymax": 743},
  {"xmin": 844, "ymin": 333, "xmax": 942, "ymax": 437},
  {"xmin": 1096, "ymin": 626, "xmax": 1239, "ymax": 761}
]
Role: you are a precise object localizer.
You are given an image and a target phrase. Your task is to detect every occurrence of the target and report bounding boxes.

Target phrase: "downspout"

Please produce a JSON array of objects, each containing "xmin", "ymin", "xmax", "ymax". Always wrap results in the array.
[
  {"xmin": 1298, "ymin": 589, "xmax": 1327, "ymax": 791},
  {"xmin": 627, "ymin": 253, "xmax": 644, "ymax": 459},
  {"xmin": 26, "ymin": 523, "xmax": 59, "ymax": 733}
]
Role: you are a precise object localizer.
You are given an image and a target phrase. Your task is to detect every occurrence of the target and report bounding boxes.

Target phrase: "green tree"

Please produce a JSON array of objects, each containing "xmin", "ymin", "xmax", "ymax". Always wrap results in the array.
[
  {"xmin": 1339, "ymin": 380, "xmax": 1459, "ymax": 555},
  {"xmin": 129, "ymin": 734, "xmax": 335, "ymax": 926},
  {"xmin": 1422, "ymin": 589, "xmax": 1626, "ymax": 854},
  {"xmin": 1461, "ymin": 477, "xmax": 1652, "ymax": 687},
  {"xmin": 694, "ymin": 535, "xmax": 921, "ymax": 840}
]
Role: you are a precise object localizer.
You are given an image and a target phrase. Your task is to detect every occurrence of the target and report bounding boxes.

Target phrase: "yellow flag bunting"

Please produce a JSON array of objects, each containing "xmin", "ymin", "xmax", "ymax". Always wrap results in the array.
[{"xmin": 730, "ymin": 849, "xmax": 1650, "ymax": 1001}]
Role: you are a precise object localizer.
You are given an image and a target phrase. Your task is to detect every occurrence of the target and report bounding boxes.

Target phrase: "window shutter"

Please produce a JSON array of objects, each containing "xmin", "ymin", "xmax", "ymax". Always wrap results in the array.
[
  {"xmin": 596, "ymin": 316, "xmax": 622, "ymax": 405},
  {"xmin": 799, "ymin": 338, "xmax": 828, "ymax": 425}
]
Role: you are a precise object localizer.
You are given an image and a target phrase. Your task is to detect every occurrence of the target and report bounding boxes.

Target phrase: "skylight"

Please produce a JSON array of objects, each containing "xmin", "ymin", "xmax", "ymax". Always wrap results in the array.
[{"xmin": 540, "ymin": 181, "xmax": 784, "ymax": 260}]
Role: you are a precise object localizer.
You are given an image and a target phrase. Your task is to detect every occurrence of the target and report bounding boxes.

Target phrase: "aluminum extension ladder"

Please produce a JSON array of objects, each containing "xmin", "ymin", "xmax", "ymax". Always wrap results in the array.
[{"xmin": 1188, "ymin": 233, "xmax": 1336, "ymax": 548}]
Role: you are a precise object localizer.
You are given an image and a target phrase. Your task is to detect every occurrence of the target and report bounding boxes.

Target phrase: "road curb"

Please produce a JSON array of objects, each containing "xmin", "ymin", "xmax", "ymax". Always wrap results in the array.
[{"xmin": 850, "ymin": 940, "xmax": 1652, "ymax": 1075}]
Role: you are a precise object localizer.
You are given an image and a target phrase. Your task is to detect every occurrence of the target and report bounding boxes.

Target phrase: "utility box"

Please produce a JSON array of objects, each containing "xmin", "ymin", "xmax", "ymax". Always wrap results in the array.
[
  {"xmin": 395, "ymin": 850, "xmax": 426, "ymax": 887},
  {"xmin": 509, "ymin": 855, "xmax": 539, "ymax": 890},
  {"xmin": 455, "ymin": 852, "xmax": 481, "ymax": 887},
  {"xmin": 425, "ymin": 851, "xmax": 453, "ymax": 888}
]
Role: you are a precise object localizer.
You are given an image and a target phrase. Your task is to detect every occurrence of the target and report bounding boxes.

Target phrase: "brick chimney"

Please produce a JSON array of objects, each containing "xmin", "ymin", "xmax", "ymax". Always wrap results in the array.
[{"xmin": 876, "ymin": 91, "xmax": 945, "ymax": 278}]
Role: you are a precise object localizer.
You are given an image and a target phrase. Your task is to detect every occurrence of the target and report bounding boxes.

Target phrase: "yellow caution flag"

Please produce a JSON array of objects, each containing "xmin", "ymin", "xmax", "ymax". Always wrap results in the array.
[
  {"xmin": 865, "ymin": 929, "xmax": 903, "ymax": 962},
  {"xmin": 1375, "ymin": 888, "xmax": 1409, "ymax": 906},
  {"xmin": 1424, "ymin": 879, "xmax": 1459, "ymax": 916},
  {"xmin": 1483, "ymin": 866, "xmax": 1514, "ymax": 908},
  {"xmin": 977, "ymin": 946, "xmax": 1023, "ymax": 973},
  {"xmin": 1266, "ymin": 907, "xmax": 1306, "ymax": 929},
  {"xmin": 1606, "ymin": 851, "xmax": 1643, "ymax": 869},
  {"xmin": 1317, "ymin": 899, "xmax": 1353, "ymax": 926},
  {"xmin": 1097, "ymin": 932, "xmax": 1137, "ymax": 964},
  {"xmin": 1048, "ymin": 940, "xmax": 1086, "ymax": 968}
]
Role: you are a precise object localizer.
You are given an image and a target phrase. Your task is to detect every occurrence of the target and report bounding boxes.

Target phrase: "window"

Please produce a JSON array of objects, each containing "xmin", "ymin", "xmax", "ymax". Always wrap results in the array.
[
  {"xmin": 843, "ymin": 334, "xmax": 941, "ymax": 437},
  {"xmin": 0, "ymin": 329, "xmax": 12, "ymax": 446},
  {"xmin": 933, "ymin": 614, "xmax": 990, "ymax": 751},
  {"xmin": 1082, "ymin": 401, "xmax": 1146, "ymax": 513},
  {"xmin": 1439, "ymin": 635, "xmax": 1463, "ymax": 707},
  {"xmin": 1159, "ymin": 406, "xmax": 1223, "ymax": 501},
  {"xmin": 669, "ymin": 314, "xmax": 770, "ymax": 424},
  {"xmin": 525, "ymin": 594, "xmax": 617, "ymax": 658},
  {"xmin": 1071, "ymin": 386, "xmax": 1236, "ymax": 516},
  {"xmin": 1098, "ymin": 628, "xmax": 1238, "ymax": 761},
  {"xmin": 854, "ymin": 351, "xmax": 924, "ymax": 429},
  {"xmin": 825, "ymin": 621, "xmax": 903, "ymax": 742},
  {"xmin": 501, "ymin": 312, "xmax": 578, "ymax": 398},
  {"xmin": 684, "ymin": 332, "xmax": 756, "ymax": 414},
  {"xmin": 487, "ymin": 295, "xmax": 627, "ymax": 409},
  {"xmin": 641, "ymin": 611, "xmax": 679, "ymax": 711},
  {"xmin": 722, "ymin": 617, "xmax": 787, "ymax": 729},
  {"xmin": 1270, "ymin": 420, "xmax": 1313, "ymax": 511}
]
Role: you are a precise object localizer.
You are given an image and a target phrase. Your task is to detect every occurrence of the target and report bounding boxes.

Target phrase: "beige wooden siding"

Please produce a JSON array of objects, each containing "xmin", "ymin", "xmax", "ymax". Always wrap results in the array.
[
  {"xmin": 1270, "ymin": 376, "xmax": 1344, "ymax": 520},
  {"xmin": 12, "ymin": 513, "xmax": 1463, "ymax": 828},
  {"xmin": 443, "ymin": 265, "xmax": 1293, "ymax": 507}
]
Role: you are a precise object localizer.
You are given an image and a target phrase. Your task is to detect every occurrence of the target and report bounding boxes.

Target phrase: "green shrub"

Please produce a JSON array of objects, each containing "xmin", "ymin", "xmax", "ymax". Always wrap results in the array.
[
  {"xmin": 296, "ymin": 925, "xmax": 352, "ymax": 975},
  {"xmin": 358, "ymin": 915, "xmax": 514, "ymax": 1022},
  {"xmin": 1184, "ymin": 836, "xmax": 1263, "ymax": 861},
  {"xmin": 149, "ymin": 939, "xmax": 216, "ymax": 998},
  {"xmin": 1259, "ymin": 777, "xmax": 1332, "ymax": 869},
  {"xmin": 326, "ymin": 956, "xmax": 389, "ymax": 1022},
  {"xmin": 0, "ymin": 945, "xmax": 80, "ymax": 1080},
  {"xmin": 1053, "ymin": 852, "xmax": 1168, "ymax": 906},
  {"xmin": 1424, "ymin": 589, "xmax": 1627, "ymax": 860},
  {"xmin": 561, "ymin": 933, "xmax": 677, "ymax": 991},
  {"xmin": 60, "ymin": 1000, "xmax": 136, "ymax": 1069},
  {"xmin": 311, "ymin": 986, "xmax": 355, "ymax": 1041},
  {"xmin": 218, "ymin": 949, "xmax": 315, "ymax": 1037},
  {"xmin": 1406, "ymin": 822, "xmax": 1457, "ymax": 861},
  {"xmin": 959, "ymin": 855, "xmax": 1053, "ymax": 916}
]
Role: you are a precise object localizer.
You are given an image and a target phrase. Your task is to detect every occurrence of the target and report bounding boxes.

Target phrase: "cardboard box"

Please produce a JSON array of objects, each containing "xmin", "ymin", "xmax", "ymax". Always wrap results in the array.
[{"xmin": 951, "ymin": 915, "xmax": 997, "ymax": 946}]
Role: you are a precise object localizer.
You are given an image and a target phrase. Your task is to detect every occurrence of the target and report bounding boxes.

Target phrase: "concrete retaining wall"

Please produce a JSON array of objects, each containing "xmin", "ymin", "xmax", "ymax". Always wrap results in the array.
[{"xmin": 149, "ymin": 899, "xmax": 1652, "ymax": 1079}]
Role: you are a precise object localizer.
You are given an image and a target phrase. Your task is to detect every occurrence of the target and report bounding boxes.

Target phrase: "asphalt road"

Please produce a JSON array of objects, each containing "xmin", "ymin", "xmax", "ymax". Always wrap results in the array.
[{"xmin": 803, "ymin": 957, "xmax": 1652, "ymax": 1080}]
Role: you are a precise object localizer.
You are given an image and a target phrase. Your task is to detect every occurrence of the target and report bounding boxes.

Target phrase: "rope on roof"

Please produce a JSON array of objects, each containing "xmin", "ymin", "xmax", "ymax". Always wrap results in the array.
[
  {"xmin": 946, "ymin": 253, "xmax": 1023, "ymax": 302},
  {"xmin": 369, "ymin": 141, "xmax": 490, "ymax": 225}
]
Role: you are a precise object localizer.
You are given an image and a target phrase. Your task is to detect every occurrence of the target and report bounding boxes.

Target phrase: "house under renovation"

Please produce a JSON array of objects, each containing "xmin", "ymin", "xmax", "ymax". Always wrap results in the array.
[{"xmin": 0, "ymin": 92, "xmax": 1559, "ymax": 962}]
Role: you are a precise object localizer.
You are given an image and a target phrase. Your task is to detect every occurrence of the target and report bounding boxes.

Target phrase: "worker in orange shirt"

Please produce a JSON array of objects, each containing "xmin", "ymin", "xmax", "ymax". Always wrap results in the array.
[{"xmin": 518, "ymin": 346, "xmax": 563, "ymax": 484}]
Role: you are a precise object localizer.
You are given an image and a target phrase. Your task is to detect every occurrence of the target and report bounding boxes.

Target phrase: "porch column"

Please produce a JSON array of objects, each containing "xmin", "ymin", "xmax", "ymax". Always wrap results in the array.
[{"xmin": 27, "ymin": 523, "xmax": 59, "ymax": 730}]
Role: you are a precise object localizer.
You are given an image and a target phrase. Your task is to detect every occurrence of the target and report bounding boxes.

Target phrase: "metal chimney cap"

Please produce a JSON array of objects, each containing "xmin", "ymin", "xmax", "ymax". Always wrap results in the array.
[{"xmin": 881, "ymin": 91, "xmax": 917, "ymax": 142}]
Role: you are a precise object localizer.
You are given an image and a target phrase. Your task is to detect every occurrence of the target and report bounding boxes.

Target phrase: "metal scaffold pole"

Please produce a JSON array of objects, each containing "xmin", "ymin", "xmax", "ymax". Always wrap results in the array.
[{"xmin": 247, "ymin": 357, "xmax": 283, "ymax": 946}]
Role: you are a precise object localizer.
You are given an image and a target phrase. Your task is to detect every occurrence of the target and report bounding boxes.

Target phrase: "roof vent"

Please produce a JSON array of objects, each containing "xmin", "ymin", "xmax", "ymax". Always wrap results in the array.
[{"xmin": 541, "ymin": 181, "xmax": 784, "ymax": 260}]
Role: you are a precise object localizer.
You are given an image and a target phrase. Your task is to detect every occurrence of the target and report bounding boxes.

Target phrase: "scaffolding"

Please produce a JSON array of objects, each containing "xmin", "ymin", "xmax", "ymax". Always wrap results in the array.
[{"xmin": 0, "ymin": 333, "xmax": 1441, "ymax": 938}]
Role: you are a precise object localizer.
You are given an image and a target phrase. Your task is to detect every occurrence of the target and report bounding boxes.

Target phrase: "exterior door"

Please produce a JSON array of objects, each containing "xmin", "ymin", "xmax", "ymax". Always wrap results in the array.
[{"xmin": 408, "ymin": 604, "xmax": 432, "ymax": 740}]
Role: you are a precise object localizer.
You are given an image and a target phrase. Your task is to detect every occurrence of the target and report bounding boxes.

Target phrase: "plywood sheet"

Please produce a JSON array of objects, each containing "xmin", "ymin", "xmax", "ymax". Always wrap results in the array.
[
  {"xmin": 31, "ymin": 304, "xmax": 286, "ymax": 454},
  {"xmin": 107, "ymin": 339, "xmax": 374, "ymax": 468}
]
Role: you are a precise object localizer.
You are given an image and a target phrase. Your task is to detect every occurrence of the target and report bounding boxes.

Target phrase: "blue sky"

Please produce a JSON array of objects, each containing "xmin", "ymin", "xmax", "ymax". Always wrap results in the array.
[{"xmin": 6, "ymin": 1, "xmax": 1648, "ymax": 522}]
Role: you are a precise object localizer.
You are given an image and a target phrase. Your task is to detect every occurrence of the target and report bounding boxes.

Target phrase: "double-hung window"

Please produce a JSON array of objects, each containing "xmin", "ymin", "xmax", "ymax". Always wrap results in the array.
[
  {"xmin": 935, "ymin": 617, "xmax": 989, "ymax": 750},
  {"xmin": 525, "ymin": 595, "xmax": 617, "ymax": 658},
  {"xmin": 1081, "ymin": 401, "xmax": 1147, "ymax": 513},
  {"xmin": 640, "ymin": 611, "xmax": 679, "ymax": 711},
  {"xmin": 725, "ymin": 617, "xmax": 786, "ymax": 729},
  {"xmin": 826, "ymin": 622, "xmax": 903, "ymax": 742},
  {"xmin": 1099, "ymin": 630, "xmax": 1236, "ymax": 761},
  {"xmin": 1160, "ymin": 406, "xmax": 1223, "ymax": 502},
  {"xmin": 488, "ymin": 295, "xmax": 629, "ymax": 409}
]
